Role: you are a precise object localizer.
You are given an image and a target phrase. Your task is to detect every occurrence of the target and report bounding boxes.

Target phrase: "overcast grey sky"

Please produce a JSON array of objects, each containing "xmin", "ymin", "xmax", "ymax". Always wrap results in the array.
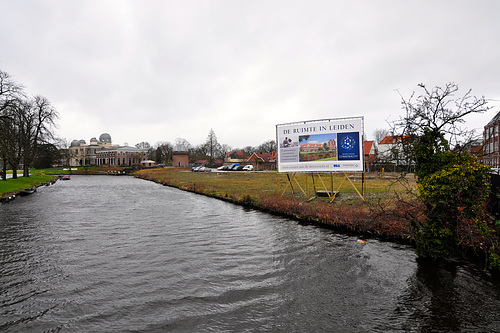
[{"xmin": 1, "ymin": 0, "xmax": 499, "ymax": 148}]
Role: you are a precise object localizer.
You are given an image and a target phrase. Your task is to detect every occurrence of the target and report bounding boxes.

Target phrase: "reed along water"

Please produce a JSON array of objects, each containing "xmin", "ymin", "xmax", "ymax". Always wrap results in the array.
[{"xmin": 1, "ymin": 175, "xmax": 500, "ymax": 332}]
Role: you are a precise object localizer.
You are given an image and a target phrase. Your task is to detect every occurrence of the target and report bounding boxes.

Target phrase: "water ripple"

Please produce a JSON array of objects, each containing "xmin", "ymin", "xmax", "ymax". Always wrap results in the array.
[{"xmin": 1, "ymin": 176, "xmax": 500, "ymax": 332}]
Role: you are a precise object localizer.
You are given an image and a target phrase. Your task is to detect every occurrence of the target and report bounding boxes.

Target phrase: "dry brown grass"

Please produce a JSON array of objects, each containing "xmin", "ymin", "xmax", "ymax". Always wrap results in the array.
[{"xmin": 137, "ymin": 168, "xmax": 416, "ymax": 198}]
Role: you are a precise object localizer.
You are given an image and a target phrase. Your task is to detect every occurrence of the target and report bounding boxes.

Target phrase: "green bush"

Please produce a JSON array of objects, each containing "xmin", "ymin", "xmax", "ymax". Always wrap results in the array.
[
  {"xmin": 489, "ymin": 252, "xmax": 500, "ymax": 270},
  {"xmin": 416, "ymin": 153, "xmax": 491, "ymax": 258}
]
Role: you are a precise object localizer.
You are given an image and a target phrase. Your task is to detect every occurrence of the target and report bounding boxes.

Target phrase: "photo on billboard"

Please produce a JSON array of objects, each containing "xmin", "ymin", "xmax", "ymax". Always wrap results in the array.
[
  {"xmin": 298, "ymin": 133, "xmax": 337, "ymax": 162},
  {"xmin": 276, "ymin": 117, "xmax": 364, "ymax": 173}
]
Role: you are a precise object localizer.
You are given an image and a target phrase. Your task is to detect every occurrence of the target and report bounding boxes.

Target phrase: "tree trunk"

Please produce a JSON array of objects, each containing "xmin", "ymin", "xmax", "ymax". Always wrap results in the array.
[
  {"xmin": 1, "ymin": 157, "xmax": 6, "ymax": 181},
  {"xmin": 23, "ymin": 162, "xmax": 30, "ymax": 177}
]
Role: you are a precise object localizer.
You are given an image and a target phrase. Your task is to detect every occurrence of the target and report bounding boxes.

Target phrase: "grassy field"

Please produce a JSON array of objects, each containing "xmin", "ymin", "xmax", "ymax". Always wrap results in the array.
[
  {"xmin": 0, "ymin": 175, "xmax": 57, "ymax": 197},
  {"xmin": 0, "ymin": 166, "xmax": 130, "ymax": 197},
  {"xmin": 135, "ymin": 168, "xmax": 421, "ymax": 240},
  {"xmin": 135, "ymin": 168, "xmax": 417, "ymax": 201}
]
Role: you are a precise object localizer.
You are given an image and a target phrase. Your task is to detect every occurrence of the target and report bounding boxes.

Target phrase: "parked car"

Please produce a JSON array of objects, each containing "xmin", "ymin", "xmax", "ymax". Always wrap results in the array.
[
  {"xmin": 234, "ymin": 165, "xmax": 245, "ymax": 171},
  {"xmin": 228, "ymin": 163, "xmax": 240, "ymax": 170},
  {"xmin": 191, "ymin": 166, "xmax": 201, "ymax": 172},
  {"xmin": 199, "ymin": 167, "xmax": 211, "ymax": 172},
  {"xmin": 243, "ymin": 165, "xmax": 253, "ymax": 171},
  {"xmin": 217, "ymin": 165, "xmax": 229, "ymax": 171}
]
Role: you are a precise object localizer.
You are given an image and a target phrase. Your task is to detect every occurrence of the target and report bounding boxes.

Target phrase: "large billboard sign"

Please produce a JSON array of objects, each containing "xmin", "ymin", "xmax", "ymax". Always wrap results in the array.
[{"xmin": 276, "ymin": 117, "xmax": 364, "ymax": 173}]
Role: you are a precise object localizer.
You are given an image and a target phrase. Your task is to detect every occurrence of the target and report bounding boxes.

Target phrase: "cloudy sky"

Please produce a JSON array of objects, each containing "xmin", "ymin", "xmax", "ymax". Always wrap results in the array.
[{"xmin": 1, "ymin": 0, "xmax": 499, "ymax": 149}]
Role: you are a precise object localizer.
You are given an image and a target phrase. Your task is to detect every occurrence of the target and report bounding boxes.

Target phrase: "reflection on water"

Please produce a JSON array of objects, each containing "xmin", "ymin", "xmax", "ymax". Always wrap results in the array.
[
  {"xmin": 395, "ymin": 259, "xmax": 500, "ymax": 332},
  {"xmin": 1, "ymin": 175, "xmax": 499, "ymax": 332}
]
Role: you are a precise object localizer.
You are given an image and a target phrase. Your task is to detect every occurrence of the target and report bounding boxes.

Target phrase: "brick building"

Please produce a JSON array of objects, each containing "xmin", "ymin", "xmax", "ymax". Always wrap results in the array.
[
  {"xmin": 247, "ymin": 152, "xmax": 277, "ymax": 170},
  {"xmin": 172, "ymin": 144, "xmax": 189, "ymax": 167},
  {"xmin": 483, "ymin": 111, "xmax": 500, "ymax": 167},
  {"xmin": 300, "ymin": 139, "xmax": 336, "ymax": 152},
  {"xmin": 95, "ymin": 146, "xmax": 148, "ymax": 167},
  {"xmin": 68, "ymin": 133, "xmax": 148, "ymax": 167}
]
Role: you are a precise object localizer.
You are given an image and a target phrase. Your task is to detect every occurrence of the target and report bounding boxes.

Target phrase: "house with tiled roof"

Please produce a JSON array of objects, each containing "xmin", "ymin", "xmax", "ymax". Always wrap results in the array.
[
  {"xmin": 247, "ymin": 152, "xmax": 277, "ymax": 170},
  {"xmin": 377, "ymin": 135, "xmax": 412, "ymax": 169},
  {"xmin": 193, "ymin": 159, "xmax": 209, "ymax": 167},
  {"xmin": 224, "ymin": 151, "xmax": 248, "ymax": 164},
  {"xmin": 364, "ymin": 141, "xmax": 377, "ymax": 172}
]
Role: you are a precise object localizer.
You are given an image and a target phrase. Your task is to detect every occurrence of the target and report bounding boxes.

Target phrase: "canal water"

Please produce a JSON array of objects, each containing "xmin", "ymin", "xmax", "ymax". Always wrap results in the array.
[{"xmin": 1, "ymin": 176, "xmax": 499, "ymax": 332}]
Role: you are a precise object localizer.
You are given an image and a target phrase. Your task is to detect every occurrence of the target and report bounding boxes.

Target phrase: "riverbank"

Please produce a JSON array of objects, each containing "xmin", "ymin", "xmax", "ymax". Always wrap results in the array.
[
  {"xmin": 135, "ymin": 168, "xmax": 422, "ymax": 242},
  {"xmin": 136, "ymin": 168, "xmax": 500, "ymax": 269},
  {"xmin": 3, "ymin": 174, "xmax": 497, "ymax": 332},
  {"xmin": 34, "ymin": 166, "xmax": 131, "ymax": 175},
  {"xmin": 0, "ymin": 175, "xmax": 58, "ymax": 202}
]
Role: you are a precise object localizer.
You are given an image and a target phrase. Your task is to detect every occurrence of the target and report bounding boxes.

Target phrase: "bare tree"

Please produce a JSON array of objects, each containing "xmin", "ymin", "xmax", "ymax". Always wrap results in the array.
[
  {"xmin": 0, "ymin": 69, "xmax": 24, "ymax": 117},
  {"xmin": 175, "ymin": 137, "xmax": 192, "ymax": 149},
  {"xmin": 0, "ymin": 70, "xmax": 60, "ymax": 179},
  {"xmin": 1, "ymin": 71, "xmax": 58, "ymax": 178},
  {"xmin": 0, "ymin": 95, "xmax": 58, "ymax": 178},
  {"xmin": 153, "ymin": 141, "xmax": 173, "ymax": 164},
  {"xmin": 373, "ymin": 128, "xmax": 390, "ymax": 144},
  {"xmin": 393, "ymin": 82, "xmax": 491, "ymax": 178},
  {"xmin": 395, "ymin": 82, "xmax": 491, "ymax": 149},
  {"xmin": 0, "ymin": 70, "xmax": 24, "ymax": 179},
  {"xmin": 1, "ymin": 99, "xmax": 24, "ymax": 178},
  {"xmin": 221, "ymin": 143, "xmax": 232, "ymax": 155},
  {"xmin": 135, "ymin": 141, "xmax": 151, "ymax": 149},
  {"xmin": 256, "ymin": 139, "xmax": 276, "ymax": 153},
  {"xmin": 21, "ymin": 96, "xmax": 58, "ymax": 176},
  {"xmin": 55, "ymin": 138, "xmax": 78, "ymax": 168},
  {"xmin": 242, "ymin": 146, "xmax": 255, "ymax": 157},
  {"xmin": 0, "ymin": 114, "xmax": 11, "ymax": 180}
]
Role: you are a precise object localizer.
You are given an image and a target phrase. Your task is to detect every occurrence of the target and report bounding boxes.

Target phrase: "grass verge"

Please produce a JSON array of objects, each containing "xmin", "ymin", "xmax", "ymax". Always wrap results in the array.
[{"xmin": 0, "ymin": 175, "xmax": 57, "ymax": 197}]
